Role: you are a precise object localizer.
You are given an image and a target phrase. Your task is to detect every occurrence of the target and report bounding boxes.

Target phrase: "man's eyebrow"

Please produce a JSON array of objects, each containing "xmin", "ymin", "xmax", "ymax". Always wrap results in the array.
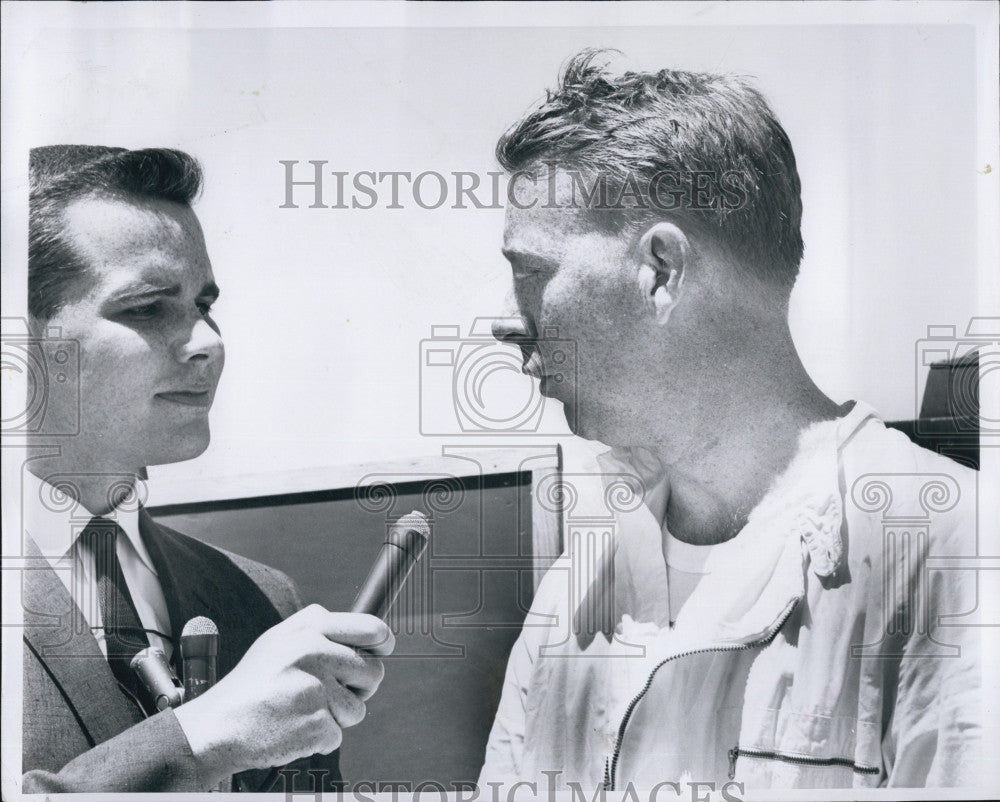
[
  {"xmin": 108, "ymin": 281, "xmax": 220, "ymax": 303},
  {"xmin": 108, "ymin": 283, "xmax": 182, "ymax": 303},
  {"xmin": 502, "ymin": 247, "xmax": 557, "ymax": 269},
  {"xmin": 502, "ymin": 246, "xmax": 549, "ymax": 262}
]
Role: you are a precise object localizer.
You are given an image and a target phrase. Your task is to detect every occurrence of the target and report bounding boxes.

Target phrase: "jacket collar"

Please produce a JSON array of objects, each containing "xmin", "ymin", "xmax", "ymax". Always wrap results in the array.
[{"xmin": 575, "ymin": 401, "xmax": 881, "ymax": 649}]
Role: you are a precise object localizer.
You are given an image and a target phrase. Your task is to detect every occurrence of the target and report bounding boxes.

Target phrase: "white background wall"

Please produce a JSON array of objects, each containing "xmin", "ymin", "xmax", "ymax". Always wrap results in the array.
[{"xmin": 2, "ymin": 6, "xmax": 995, "ymax": 492}]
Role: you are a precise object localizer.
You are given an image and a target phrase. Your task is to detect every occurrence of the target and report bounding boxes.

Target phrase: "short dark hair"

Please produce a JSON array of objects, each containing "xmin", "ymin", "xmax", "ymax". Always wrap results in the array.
[
  {"xmin": 496, "ymin": 50, "xmax": 804, "ymax": 289},
  {"xmin": 29, "ymin": 145, "xmax": 203, "ymax": 319}
]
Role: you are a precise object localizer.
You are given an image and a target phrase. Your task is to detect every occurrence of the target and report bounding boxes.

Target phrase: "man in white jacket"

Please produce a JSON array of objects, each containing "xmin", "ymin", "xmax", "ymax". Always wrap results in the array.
[{"xmin": 484, "ymin": 50, "xmax": 982, "ymax": 792}]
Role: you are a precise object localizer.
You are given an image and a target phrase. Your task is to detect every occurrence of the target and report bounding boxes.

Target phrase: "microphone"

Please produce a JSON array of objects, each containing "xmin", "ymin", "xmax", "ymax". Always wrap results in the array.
[
  {"xmin": 180, "ymin": 616, "xmax": 218, "ymax": 702},
  {"xmin": 130, "ymin": 647, "xmax": 183, "ymax": 711},
  {"xmin": 351, "ymin": 511, "xmax": 430, "ymax": 619}
]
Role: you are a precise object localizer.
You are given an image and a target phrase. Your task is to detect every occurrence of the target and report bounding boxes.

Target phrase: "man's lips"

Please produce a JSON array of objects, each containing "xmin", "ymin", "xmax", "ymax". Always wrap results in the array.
[
  {"xmin": 537, "ymin": 374, "xmax": 564, "ymax": 397},
  {"xmin": 155, "ymin": 390, "xmax": 213, "ymax": 407},
  {"xmin": 521, "ymin": 354, "xmax": 566, "ymax": 394}
]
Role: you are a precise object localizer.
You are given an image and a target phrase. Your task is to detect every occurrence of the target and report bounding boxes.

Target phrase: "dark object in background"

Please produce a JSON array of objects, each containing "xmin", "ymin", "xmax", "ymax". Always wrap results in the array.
[{"xmin": 886, "ymin": 351, "xmax": 980, "ymax": 470}]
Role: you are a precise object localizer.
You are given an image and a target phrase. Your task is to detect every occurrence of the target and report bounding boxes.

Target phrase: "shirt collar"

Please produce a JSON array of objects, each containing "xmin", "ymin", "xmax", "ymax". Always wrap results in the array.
[{"xmin": 23, "ymin": 468, "xmax": 156, "ymax": 574}]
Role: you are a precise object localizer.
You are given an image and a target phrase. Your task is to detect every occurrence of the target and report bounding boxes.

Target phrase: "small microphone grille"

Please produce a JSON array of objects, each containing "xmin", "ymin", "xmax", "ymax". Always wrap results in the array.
[
  {"xmin": 181, "ymin": 616, "xmax": 218, "ymax": 637},
  {"xmin": 397, "ymin": 510, "xmax": 430, "ymax": 539}
]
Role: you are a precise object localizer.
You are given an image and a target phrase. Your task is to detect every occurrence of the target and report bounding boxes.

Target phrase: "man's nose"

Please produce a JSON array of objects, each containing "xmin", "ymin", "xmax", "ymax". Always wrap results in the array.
[
  {"xmin": 176, "ymin": 317, "xmax": 225, "ymax": 365},
  {"xmin": 492, "ymin": 315, "xmax": 538, "ymax": 372},
  {"xmin": 491, "ymin": 315, "xmax": 532, "ymax": 344}
]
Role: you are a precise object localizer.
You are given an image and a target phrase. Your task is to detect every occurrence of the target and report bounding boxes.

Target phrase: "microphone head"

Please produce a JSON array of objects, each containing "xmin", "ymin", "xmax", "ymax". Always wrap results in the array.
[
  {"xmin": 181, "ymin": 616, "xmax": 219, "ymax": 659},
  {"xmin": 181, "ymin": 616, "xmax": 218, "ymax": 638},
  {"xmin": 388, "ymin": 510, "xmax": 430, "ymax": 558},
  {"xmin": 398, "ymin": 510, "xmax": 430, "ymax": 537}
]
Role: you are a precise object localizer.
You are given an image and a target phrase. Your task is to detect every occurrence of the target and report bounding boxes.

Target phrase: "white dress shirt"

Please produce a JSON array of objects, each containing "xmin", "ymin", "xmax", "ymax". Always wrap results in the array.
[{"xmin": 24, "ymin": 469, "xmax": 173, "ymax": 659}]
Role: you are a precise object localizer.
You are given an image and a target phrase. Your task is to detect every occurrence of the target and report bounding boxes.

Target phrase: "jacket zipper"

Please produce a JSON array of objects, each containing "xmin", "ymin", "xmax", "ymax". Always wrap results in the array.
[
  {"xmin": 605, "ymin": 598, "xmax": 800, "ymax": 791},
  {"xmin": 728, "ymin": 746, "xmax": 880, "ymax": 779}
]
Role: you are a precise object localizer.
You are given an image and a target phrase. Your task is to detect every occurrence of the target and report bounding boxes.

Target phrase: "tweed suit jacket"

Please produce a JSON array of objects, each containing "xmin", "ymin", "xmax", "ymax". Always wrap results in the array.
[{"xmin": 20, "ymin": 510, "xmax": 342, "ymax": 793}]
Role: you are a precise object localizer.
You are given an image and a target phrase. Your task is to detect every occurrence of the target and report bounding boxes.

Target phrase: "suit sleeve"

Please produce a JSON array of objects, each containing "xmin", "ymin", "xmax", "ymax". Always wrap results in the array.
[{"xmin": 21, "ymin": 709, "xmax": 212, "ymax": 793}]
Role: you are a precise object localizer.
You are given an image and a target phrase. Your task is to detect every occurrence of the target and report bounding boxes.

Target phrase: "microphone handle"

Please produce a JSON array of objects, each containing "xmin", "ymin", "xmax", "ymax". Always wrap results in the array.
[
  {"xmin": 181, "ymin": 632, "xmax": 218, "ymax": 701},
  {"xmin": 180, "ymin": 635, "xmax": 226, "ymax": 791},
  {"xmin": 182, "ymin": 654, "xmax": 217, "ymax": 701},
  {"xmin": 351, "ymin": 542, "xmax": 421, "ymax": 619}
]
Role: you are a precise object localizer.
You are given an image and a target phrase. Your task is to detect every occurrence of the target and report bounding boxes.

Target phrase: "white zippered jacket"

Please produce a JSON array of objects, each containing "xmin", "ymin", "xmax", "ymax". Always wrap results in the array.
[{"xmin": 479, "ymin": 403, "xmax": 983, "ymax": 791}]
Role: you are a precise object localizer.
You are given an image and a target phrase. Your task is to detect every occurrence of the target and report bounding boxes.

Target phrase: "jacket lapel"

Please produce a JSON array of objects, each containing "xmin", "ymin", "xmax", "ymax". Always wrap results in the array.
[
  {"xmin": 21, "ymin": 535, "xmax": 144, "ymax": 747},
  {"xmin": 138, "ymin": 510, "xmax": 283, "ymax": 678}
]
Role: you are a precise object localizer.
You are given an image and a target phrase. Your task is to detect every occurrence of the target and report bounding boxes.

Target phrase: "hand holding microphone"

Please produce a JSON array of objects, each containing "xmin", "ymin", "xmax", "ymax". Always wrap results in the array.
[{"xmin": 172, "ymin": 512, "xmax": 428, "ymax": 785}]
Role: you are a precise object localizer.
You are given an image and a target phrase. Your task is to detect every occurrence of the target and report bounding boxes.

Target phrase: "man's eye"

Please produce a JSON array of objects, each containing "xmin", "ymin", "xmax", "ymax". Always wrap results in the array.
[
  {"xmin": 123, "ymin": 303, "xmax": 160, "ymax": 320},
  {"xmin": 196, "ymin": 300, "xmax": 215, "ymax": 316},
  {"xmin": 513, "ymin": 266, "xmax": 545, "ymax": 280}
]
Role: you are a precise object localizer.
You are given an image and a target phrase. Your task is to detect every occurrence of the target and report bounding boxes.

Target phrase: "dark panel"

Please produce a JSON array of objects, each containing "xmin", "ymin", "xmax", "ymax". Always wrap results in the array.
[
  {"xmin": 886, "ymin": 351, "xmax": 980, "ymax": 470},
  {"xmin": 150, "ymin": 472, "xmax": 536, "ymax": 788}
]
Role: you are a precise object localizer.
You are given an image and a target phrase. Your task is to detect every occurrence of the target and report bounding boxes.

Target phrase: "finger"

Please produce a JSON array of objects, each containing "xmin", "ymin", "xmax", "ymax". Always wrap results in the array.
[
  {"xmin": 350, "ymin": 679, "xmax": 380, "ymax": 703},
  {"xmin": 314, "ymin": 612, "xmax": 396, "ymax": 656},
  {"xmin": 312, "ymin": 713, "xmax": 343, "ymax": 755},
  {"xmin": 325, "ymin": 680, "xmax": 367, "ymax": 729},
  {"xmin": 345, "ymin": 656, "xmax": 385, "ymax": 701},
  {"xmin": 305, "ymin": 640, "xmax": 385, "ymax": 695}
]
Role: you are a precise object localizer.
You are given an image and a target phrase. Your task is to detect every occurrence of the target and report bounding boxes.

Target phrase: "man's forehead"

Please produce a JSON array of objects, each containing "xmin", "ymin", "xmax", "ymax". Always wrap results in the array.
[
  {"xmin": 64, "ymin": 194, "xmax": 207, "ymax": 258},
  {"xmin": 503, "ymin": 170, "xmax": 594, "ymax": 257},
  {"xmin": 60, "ymin": 194, "xmax": 213, "ymax": 295},
  {"xmin": 63, "ymin": 194, "xmax": 205, "ymax": 255}
]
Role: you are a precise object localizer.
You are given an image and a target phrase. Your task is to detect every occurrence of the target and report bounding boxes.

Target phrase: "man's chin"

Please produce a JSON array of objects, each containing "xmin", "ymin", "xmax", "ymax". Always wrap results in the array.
[
  {"xmin": 561, "ymin": 404, "xmax": 615, "ymax": 446},
  {"xmin": 147, "ymin": 430, "xmax": 211, "ymax": 467},
  {"xmin": 562, "ymin": 404, "xmax": 591, "ymax": 439}
]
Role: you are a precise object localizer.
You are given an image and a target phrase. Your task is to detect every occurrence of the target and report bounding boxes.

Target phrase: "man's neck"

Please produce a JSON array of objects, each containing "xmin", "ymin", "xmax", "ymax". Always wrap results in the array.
[
  {"xmin": 26, "ymin": 451, "xmax": 144, "ymax": 517},
  {"xmin": 645, "ymin": 345, "xmax": 842, "ymax": 547}
]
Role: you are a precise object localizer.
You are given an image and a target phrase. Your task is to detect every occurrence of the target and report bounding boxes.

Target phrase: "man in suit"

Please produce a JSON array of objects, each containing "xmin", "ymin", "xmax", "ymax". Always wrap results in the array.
[{"xmin": 19, "ymin": 145, "xmax": 393, "ymax": 792}]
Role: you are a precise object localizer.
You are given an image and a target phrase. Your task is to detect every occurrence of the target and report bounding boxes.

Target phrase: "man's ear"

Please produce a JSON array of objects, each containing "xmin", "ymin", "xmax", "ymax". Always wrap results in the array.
[{"xmin": 635, "ymin": 222, "xmax": 689, "ymax": 326}]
